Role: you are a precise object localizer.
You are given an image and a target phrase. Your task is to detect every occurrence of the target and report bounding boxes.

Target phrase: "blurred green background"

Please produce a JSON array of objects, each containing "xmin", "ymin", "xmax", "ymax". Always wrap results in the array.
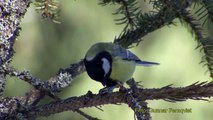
[{"xmin": 3, "ymin": 1, "xmax": 213, "ymax": 120}]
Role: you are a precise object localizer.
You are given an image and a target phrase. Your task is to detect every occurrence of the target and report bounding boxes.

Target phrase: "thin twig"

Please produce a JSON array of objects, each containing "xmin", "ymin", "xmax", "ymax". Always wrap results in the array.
[{"xmin": 75, "ymin": 109, "xmax": 100, "ymax": 120}]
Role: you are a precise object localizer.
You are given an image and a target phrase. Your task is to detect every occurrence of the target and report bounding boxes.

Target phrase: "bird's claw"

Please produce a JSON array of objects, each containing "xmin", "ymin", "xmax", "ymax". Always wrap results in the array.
[{"xmin": 98, "ymin": 86, "xmax": 115, "ymax": 95}]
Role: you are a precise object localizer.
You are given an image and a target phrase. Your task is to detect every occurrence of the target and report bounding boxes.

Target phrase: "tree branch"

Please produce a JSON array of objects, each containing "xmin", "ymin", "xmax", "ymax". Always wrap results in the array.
[
  {"xmin": 26, "ymin": 81, "xmax": 213, "ymax": 118},
  {"xmin": 20, "ymin": 60, "xmax": 85, "ymax": 106},
  {"xmin": 0, "ymin": 0, "xmax": 32, "ymax": 97},
  {"xmin": 114, "ymin": 6, "xmax": 176, "ymax": 48},
  {"xmin": 0, "ymin": 0, "xmax": 31, "ymax": 66}
]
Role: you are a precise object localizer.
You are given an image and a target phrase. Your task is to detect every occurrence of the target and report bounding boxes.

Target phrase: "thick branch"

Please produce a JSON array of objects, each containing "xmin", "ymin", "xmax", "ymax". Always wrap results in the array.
[
  {"xmin": 0, "ymin": 0, "xmax": 31, "ymax": 66},
  {"xmin": 0, "ymin": 0, "xmax": 32, "ymax": 97},
  {"xmin": 27, "ymin": 81, "xmax": 213, "ymax": 118},
  {"xmin": 0, "ymin": 73, "xmax": 6, "ymax": 96}
]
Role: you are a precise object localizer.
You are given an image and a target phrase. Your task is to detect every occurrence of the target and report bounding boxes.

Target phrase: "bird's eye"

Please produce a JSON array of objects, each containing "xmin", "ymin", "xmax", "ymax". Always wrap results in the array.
[{"xmin": 101, "ymin": 57, "xmax": 111, "ymax": 77}]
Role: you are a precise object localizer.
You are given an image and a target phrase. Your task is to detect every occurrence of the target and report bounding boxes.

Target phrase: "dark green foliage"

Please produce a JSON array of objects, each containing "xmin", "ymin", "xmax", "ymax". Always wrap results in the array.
[
  {"xmin": 100, "ymin": 0, "xmax": 141, "ymax": 31},
  {"xmin": 201, "ymin": 0, "xmax": 213, "ymax": 24},
  {"xmin": 114, "ymin": 7, "xmax": 176, "ymax": 48}
]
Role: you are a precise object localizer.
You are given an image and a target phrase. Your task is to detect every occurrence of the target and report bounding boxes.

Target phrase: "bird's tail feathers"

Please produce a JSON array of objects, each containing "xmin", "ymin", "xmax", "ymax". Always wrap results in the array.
[{"xmin": 136, "ymin": 60, "xmax": 160, "ymax": 66}]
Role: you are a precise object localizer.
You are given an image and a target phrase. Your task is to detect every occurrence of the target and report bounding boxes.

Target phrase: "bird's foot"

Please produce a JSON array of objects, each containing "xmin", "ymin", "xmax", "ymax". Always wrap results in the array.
[
  {"xmin": 126, "ymin": 78, "xmax": 143, "ymax": 94},
  {"xmin": 98, "ymin": 86, "xmax": 116, "ymax": 95}
]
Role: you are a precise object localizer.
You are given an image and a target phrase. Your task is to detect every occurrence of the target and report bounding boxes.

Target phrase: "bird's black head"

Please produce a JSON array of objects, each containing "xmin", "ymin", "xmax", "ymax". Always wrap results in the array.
[{"xmin": 84, "ymin": 51, "xmax": 112, "ymax": 86}]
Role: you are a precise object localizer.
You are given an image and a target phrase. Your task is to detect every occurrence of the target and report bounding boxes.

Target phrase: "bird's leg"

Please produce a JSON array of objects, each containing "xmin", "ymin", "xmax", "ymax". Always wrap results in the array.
[
  {"xmin": 117, "ymin": 81, "xmax": 128, "ymax": 92},
  {"xmin": 99, "ymin": 80, "xmax": 125, "ymax": 95},
  {"xmin": 126, "ymin": 78, "xmax": 143, "ymax": 90}
]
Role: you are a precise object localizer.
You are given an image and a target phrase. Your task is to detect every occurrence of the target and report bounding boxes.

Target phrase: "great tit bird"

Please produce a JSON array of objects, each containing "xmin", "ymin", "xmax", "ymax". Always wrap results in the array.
[{"xmin": 84, "ymin": 42, "xmax": 159, "ymax": 93}]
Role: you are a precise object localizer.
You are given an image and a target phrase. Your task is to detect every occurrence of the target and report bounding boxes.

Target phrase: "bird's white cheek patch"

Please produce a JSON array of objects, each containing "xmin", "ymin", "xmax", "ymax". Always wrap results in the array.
[
  {"xmin": 101, "ymin": 58, "xmax": 110, "ymax": 77},
  {"xmin": 86, "ymin": 56, "xmax": 95, "ymax": 61}
]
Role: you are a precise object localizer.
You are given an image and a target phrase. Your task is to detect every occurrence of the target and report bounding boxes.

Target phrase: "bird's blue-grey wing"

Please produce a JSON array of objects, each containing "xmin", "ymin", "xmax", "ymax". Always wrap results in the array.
[{"xmin": 112, "ymin": 46, "xmax": 159, "ymax": 66}]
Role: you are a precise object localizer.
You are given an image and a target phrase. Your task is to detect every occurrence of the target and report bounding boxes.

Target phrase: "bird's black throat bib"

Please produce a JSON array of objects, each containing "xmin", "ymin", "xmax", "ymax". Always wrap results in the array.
[{"xmin": 84, "ymin": 51, "xmax": 116, "ymax": 87}]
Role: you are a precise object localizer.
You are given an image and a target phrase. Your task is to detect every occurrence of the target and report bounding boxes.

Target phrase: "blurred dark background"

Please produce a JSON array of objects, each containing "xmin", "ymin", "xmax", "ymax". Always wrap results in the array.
[{"xmin": 3, "ymin": 1, "xmax": 213, "ymax": 120}]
